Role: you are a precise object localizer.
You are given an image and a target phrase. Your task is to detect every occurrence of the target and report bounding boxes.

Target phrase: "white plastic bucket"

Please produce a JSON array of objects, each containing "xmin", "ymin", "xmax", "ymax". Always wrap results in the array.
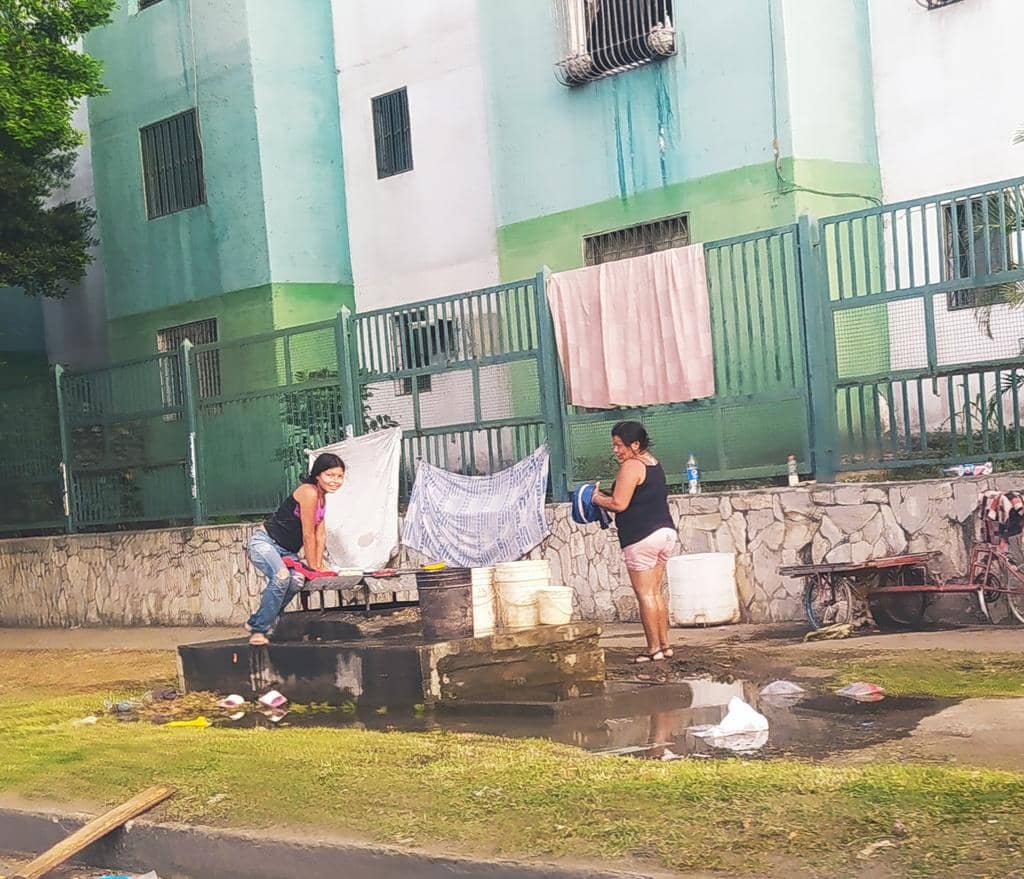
[
  {"xmin": 495, "ymin": 560, "xmax": 551, "ymax": 580},
  {"xmin": 494, "ymin": 580, "xmax": 542, "ymax": 630},
  {"xmin": 667, "ymin": 553, "xmax": 739, "ymax": 627},
  {"xmin": 537, "ymin": 586, "xmax": 574, "ymax": 625},
  {"xmin": 471, "ymin": 567, "xmax": 496, "ymax": 637}
]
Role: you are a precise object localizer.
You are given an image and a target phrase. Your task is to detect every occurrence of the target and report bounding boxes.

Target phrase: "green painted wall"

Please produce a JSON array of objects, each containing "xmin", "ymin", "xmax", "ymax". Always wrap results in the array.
[
  {"xmin": 0, "ymin": 288, "xmax": 48, "ymax": 386},
  {"xmin": 86, "ymin": 0, "xmax": 353, "ymax": 337}
]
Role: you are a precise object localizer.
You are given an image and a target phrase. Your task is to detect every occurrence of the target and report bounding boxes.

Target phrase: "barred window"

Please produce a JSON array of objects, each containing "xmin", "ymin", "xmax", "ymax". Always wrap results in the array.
[
  {"xmin": 140, "ymin": 109, "xmax": 206, "ymax": 219},
  {"xmin": 943, "ymin": 195, "xmax": 1012, "ymax": 311},
  {"xmin": 138, "ymin": 0, "xmax": 165, "ymax": 9},
  {"xmin": 393, "ymin": 312, "xmax": 458, "ymax": 395},
  {"xmin": 920, "ymin": 0, "xmax": 966, "ymax": 9},
  {"xmin": 584, "ymin": 214, "xmax": 689, "ymax": 266},
  {"xmin": 372, "ymin": 88, "xmax": 413, "ymax": 179},
  {"xmin": 554, "ymin": 0, "xmax": 675, "ymax": 86},
  {"xmin": 156, "ymin": 319, "xmax": 222, "ymax": 411}
]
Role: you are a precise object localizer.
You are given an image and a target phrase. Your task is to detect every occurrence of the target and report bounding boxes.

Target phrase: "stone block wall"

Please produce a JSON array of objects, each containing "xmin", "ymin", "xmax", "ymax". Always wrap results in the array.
[{"xmin": 0, "ymin": 474, "xmax": 1017, "ymax": 627}]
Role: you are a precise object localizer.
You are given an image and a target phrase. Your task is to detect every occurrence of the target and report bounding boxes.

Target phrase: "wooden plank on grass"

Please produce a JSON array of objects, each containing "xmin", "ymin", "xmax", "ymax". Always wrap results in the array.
[{"xmin": 13, "ymin": 785, "xmax": 175, "ymax": 879}]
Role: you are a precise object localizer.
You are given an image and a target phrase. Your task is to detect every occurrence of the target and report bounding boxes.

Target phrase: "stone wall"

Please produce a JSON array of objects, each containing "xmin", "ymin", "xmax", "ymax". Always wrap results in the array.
[{"xmin": 0, "ymin": 474, "xmax": 1018, "ymax": 627}]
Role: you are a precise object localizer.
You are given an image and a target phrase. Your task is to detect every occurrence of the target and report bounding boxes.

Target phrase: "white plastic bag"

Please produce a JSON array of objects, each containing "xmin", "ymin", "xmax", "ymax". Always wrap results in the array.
[{"xmin": 688, "ymin": 697, "xmax": 769, "ymax": 752}]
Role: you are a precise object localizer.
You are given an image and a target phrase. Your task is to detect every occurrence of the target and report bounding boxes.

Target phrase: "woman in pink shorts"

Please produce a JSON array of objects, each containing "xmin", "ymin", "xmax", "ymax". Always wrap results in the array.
[{"xmin": 592, "ymin": 421, "xmax": 677, "ymax": 663}]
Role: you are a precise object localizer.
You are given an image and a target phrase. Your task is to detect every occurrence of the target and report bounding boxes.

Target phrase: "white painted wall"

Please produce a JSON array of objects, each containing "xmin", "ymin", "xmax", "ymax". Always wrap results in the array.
[
  {"xmin": 869, "ymin": 0, "xmax": 1023, "ymax": 201},
  {"xmin": 331, "ymin": 0, "xmax": 501, "ymax": 312},
  {"xmin": 42, "ymin": 98, "xmax": 109, "ymax": 368},
  {"xmin": 331, "ymin": 0, "xmax": 516, "ymax": 460},
  {"xmin": 869, "ymin": 0, "xmax": 1024, "ymax": 431}
]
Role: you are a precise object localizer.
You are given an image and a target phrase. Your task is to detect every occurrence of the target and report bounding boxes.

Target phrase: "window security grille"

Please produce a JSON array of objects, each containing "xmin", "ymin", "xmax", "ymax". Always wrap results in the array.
[
  {"xmin": 584, "ymin": 214, "xmax": 689, "ymax": 266},
  {"xmin": 554, "ymin": 0, "xmax": 675, "ymax": 86},
  {"xmin": 140, "ymin": 109, "xmax": 206, "ymax": 218},
  {"xmin": 156, "ymin": 319, "xmax": 221, "ymax": 409},
  {"xmin": 372, "ymin": 88, "xmax": 413, "ymax": 179}
]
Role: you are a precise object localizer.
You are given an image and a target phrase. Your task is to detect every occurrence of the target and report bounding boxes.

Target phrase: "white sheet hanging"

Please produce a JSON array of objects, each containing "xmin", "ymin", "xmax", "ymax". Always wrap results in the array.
[{"xmin": 307, "ymin": 428, "xmax": 402, "ymax": 572}]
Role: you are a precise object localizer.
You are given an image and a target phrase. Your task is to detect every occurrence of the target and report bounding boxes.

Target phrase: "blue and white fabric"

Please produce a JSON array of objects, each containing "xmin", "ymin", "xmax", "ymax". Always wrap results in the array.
[
  {"xmin": 401, "ymin": 446, "xmax": 550, "ymax": 568},
  {"xmin": 572, "ymin": 483, "xmax": 611, "ymax": 530}
]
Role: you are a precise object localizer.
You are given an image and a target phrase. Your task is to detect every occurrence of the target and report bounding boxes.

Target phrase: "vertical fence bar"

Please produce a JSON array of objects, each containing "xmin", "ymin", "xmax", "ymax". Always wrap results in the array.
[
  {"xmin": 53, "ymin": 364, "xmax": 76, "ymax": 534},
  {"xmin": 336, "ymin": 307, "xmax": 360, "ymax": 435},
  {"xmin": 534, "ymin": 267, "xmax": 569, "ymax": 500},
  {"xmin": 180, "ymin": 341, "xmax": 204, "ymax": 524},
  {"xmin": 797, "ymin": 215, "xmax": 838, "ymax": 482}
]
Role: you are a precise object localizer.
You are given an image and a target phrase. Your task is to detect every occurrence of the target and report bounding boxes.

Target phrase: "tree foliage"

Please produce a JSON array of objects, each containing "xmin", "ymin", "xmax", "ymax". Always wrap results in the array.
[{"xmin": 0, "ymin": 0, "xmax": 114, "ymax": 297}]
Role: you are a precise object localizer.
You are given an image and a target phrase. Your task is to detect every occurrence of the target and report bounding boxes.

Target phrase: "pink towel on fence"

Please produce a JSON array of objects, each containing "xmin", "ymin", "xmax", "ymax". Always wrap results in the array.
[{"xmin": 545, "ymin": 244, "xmax": 715, "ymax": 409}]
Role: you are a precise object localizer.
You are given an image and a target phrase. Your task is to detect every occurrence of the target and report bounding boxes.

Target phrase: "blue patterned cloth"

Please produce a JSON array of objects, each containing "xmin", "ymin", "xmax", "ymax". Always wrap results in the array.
[{"xmin": 401, "ymin": 446, "xmax": 550, "ymax": 567}]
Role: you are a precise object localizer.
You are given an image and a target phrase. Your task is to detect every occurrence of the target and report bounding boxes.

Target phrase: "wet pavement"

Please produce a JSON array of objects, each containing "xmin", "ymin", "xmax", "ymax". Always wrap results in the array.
[{"xmin": 200, "ymin": 674, "xmax": 955, "ymax": 762}]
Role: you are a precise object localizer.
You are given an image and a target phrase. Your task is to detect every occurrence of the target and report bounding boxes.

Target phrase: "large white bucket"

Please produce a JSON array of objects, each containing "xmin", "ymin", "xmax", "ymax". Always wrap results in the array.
[
  {"xmin": 667, "ymin": 552, "xmax": 739, "ymax": 627},
  {"xmin": 537, "ymin": 586, "xmax": 574, "ymax": 625},
  {"xmin": 494, "ymin": 561, "xmax": 548, "ymax": 630},
  {"xmin": 471, "ymin": 567, "xmax": 496, "ymax": 637},
  {"xmin": 494, "ymin": 560, "xmax": 551, "ymax": 581}
]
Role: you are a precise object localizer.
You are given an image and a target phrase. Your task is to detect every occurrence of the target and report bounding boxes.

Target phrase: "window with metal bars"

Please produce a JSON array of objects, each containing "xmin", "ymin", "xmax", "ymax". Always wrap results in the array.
[
  {"xmin": 156, "ymin": 319, "xmax": 222, "ymax": 413},
  {"xmin": 393, "ymin": 311, "xmax": 458, "ymax": 395},
  {"xmin": 140, "ymin": 109, "xmax": 206, "ymax": 219},
  {"xmin": 554, "ymin": 0, "xmax": 675, "ymax": 86},
  {"xmin": 138, "ymin": 0, "xmax": 165, "ymax": 9},
  {"xmin": 584, "ymin": 214, "xmax": 689, "ymax": 266},
  {"xmin": 942, "ymin": 195, "xmax": 1015, "ymax": 311},
  {"xmin": 371, "ymin": 88, "xmax": 413, "ymax": 179},
  {"xmin": 919, "ymin": 0, "xmax": 966, "ymax": 9}
]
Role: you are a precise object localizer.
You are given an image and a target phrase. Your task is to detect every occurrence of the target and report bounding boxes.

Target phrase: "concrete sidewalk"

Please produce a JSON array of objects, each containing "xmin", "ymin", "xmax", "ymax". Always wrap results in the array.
[{"xmin": 2, "ymin": 620, "xmax": 1022, "ymax": 655}]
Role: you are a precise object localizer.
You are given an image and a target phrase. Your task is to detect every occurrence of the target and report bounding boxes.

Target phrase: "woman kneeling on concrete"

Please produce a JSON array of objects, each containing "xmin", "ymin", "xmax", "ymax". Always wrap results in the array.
[
  {"xmin": 591, "ymin": 421, "xmax": 677, "ymax": 663},
  {"xmin": 244, "ymin": 453, "xmax": 346, "ymax": 646}
]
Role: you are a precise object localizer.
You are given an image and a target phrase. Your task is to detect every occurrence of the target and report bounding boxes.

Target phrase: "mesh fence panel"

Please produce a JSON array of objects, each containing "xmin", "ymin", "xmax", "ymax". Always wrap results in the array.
[{"xmin": 0, "ymin": 378, "xmax": 63, "ymax": 532}]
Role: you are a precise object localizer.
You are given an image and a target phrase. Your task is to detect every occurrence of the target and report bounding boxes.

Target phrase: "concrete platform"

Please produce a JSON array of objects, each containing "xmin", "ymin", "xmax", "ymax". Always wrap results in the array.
[{"xmin": 177, "ymin": 623, "xmax": 604, "ymax": 708}]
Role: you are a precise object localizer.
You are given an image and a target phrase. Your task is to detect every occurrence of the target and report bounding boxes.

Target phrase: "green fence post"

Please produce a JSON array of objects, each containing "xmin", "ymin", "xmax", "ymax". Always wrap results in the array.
[
  {"xmin": 336, "ymin": 307, "xmax": 360, "ymax": 436},
  {"xmin": 180, "ymin": 340, "xmax": 205, "ymax": 524},
  {"xmin": 797, "ymin": 214, "xmax": 838, "ymax": 483},
  {"xmin": 534, "ymin": 267, "xmax": 570, "ymax": 501},
  {"xmin": 53, "ymin": 363, "xmax": 76, "ymax": 533}
]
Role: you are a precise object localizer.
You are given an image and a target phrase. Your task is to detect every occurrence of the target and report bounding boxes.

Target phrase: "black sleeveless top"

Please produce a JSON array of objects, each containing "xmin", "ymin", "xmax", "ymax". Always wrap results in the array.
[
  {"xmin": 264, "ymin": 493, "xmax": 324, "ymax": 554},
  {"xmin": 615, "ymin": 462, "xmax": 675, "ymax": 549}
]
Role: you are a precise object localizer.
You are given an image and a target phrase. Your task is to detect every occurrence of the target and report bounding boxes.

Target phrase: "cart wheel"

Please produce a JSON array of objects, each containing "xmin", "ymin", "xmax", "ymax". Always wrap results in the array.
[
  {"xmin": 976, "ymin": 571, "xmax": 1012, "ymax": 625},
  {"xmin": 868, "ymin": 593, "xmax": 928, "ymax": 630},
  {"xmin": 1007, "ymin": 576, "xmax": 1024, "ymax": 625},
  {"xmin": 804, "ymin": 576, "xmax": 854, "ymax": 629}
]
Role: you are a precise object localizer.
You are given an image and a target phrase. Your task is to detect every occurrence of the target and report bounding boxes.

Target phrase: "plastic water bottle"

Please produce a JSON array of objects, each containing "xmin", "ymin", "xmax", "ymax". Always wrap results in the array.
[
  {"xmin": 942, "ymin": 461, "xmax": 993, "ymax": 477},
  {"xmin": 787, "ymin": 454, "xmax": 799, "ymax": 487},
  {"xmin": 686, "ymin": 452, "xmax": 700, "ymax": 495}
]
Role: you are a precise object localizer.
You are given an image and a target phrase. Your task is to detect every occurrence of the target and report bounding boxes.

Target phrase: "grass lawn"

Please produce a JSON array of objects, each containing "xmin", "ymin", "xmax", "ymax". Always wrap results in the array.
[
  {"xmin": 821, "ymin": 650, "xmax": 1024, "ymax": 699},
  {"xmin": 2, "ymin": 649, "xmax": 1024, "ymax": 878}
]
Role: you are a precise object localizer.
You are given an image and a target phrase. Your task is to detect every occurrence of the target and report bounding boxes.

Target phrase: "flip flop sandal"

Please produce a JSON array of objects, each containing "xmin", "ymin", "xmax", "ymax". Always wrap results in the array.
[
  {"xmin": 248, "ymin": 632, "xmax": 269, "ymax": 646},
  {"xmin": 661, "ymin": 646, "xmax": 674, "ymax": 658},
  {"xmin": 633, "ymin": 650, "xmax": 665, "ymax": 664}
]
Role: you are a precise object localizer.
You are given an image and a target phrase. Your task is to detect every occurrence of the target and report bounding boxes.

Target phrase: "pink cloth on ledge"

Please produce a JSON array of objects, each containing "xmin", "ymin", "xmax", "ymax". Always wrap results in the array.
[{"xmin": 545, "ymin": 244, "xmax": 715, "ymax": 409}]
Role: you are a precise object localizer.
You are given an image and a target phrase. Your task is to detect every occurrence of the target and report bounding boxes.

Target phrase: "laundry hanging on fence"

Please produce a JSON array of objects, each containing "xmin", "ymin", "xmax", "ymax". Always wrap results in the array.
[
  {"xmin": 401, "ymin": 446, "xmax": 550, "ymax": 568},
  {"xmin": 307, "ymin": 428, "xmax": 401, "ymax": 572},
  {"xmin": 545, "ymin": 244, "xmax": 715, "ymax": 409}
]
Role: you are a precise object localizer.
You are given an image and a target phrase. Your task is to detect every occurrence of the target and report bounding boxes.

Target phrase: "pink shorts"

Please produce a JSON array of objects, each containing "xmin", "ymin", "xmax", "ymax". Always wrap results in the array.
[{"xmin": 622, "ymin": 527, "xmax": 678, "ymax": 572}]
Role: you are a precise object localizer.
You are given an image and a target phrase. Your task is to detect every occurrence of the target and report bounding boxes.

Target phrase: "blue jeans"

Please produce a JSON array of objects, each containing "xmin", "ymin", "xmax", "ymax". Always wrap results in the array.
[{"xmin": 246, "ymin": 529, "xmax": 304, "ymax": 634}]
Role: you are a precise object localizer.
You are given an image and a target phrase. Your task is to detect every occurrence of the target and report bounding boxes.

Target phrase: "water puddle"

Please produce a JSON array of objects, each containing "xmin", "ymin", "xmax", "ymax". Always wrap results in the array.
[{"xmin": 213, "ymin": 677, "xmax": 953, "ymax": 761}]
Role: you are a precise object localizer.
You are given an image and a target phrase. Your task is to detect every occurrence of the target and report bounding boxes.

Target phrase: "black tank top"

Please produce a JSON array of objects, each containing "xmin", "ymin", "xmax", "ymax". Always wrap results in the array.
[
  {"xmin": 264, "ymin": 493, "xmax": 324, "ymax": 554},
  {"xmin": 615, "ymin": 462, "xmax": 675, "ymax": 549}
]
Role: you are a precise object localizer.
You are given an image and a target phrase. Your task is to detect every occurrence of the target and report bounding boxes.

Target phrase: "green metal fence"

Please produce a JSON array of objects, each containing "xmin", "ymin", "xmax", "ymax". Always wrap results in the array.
[
  {"xmin": 819, "ymin": 175, "xmax": 1024, "ymax": 471},
  {"xmin": 5, "ymin": 175, "xmax": 1024, "ymax": 538},
  {"xmin": 0, "ymin": 376, "xmax": 64, "ymax": 534},
  {"xmin": 562, "ymin": 224, "xmax": 813, "ymax": 486},
  {"xmin": 351, "ymin": 275, "xmax": 566, "ymax": 498},
  {"xmin": 191, "ymin": 319, "xmax": 349, "ymax": 519},
  {"xmin": 61, "ymin": 352, "xmax": 194, "ymax": 528}
]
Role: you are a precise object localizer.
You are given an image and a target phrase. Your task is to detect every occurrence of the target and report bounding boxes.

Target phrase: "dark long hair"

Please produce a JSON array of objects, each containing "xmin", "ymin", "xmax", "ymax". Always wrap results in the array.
[
  {"xmin": 611, "ymin": 421, "xmax": 651, "ymax": 451},
  {"xmin": 303, "ymin": 453, "xmax": 345, "ymax": 485}
]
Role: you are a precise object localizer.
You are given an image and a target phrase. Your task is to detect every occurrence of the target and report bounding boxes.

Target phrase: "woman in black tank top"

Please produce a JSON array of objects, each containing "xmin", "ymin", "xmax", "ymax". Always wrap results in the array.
[{"xmin": 592, "ymin": 421, "xmax": 678, "ymax": 663}]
